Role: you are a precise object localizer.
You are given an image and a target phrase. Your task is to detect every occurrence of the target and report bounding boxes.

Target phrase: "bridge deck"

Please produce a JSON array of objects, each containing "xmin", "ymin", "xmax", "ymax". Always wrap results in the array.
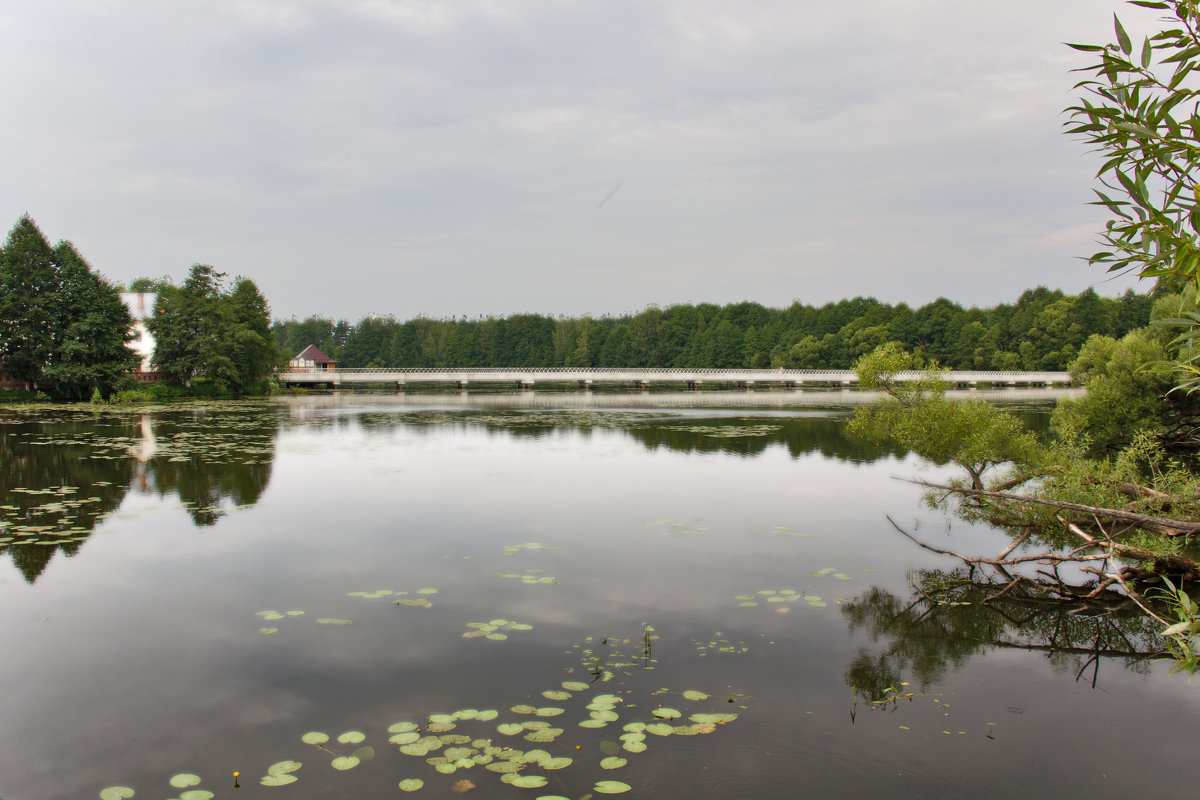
[{"xmin": 279, "ymin": 367, "xmax": 1070, "ymax": 387}]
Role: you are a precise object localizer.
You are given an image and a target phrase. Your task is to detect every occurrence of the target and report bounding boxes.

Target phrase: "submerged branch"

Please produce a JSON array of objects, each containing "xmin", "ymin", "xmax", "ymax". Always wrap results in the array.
[{"xmin": 902, "ymin": 478, "xmax": 1200, "ymax": 536}]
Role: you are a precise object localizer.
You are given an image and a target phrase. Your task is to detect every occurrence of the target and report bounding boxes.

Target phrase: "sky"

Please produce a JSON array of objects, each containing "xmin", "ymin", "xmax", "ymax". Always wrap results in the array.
[{"xmin": 1, "ymin": 0, "xmax": 1157, "ymax": 322}]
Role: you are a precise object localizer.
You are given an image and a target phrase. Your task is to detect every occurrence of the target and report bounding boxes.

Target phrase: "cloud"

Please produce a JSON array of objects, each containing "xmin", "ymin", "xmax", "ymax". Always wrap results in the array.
[{"xmin": 0, "ymin": 0, "xmax": 1149, "ymax": 319}]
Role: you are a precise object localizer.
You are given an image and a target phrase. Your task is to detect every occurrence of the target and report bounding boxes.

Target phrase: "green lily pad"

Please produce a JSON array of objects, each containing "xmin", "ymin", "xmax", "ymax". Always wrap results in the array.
[
  {"xmin": 390, "ymin": 732, "xmax": 422, "ymax": 745},
  {"xmin": 645, "ymin": 723, "xmax": 674, "ymax": 736},
  {"xmin": 535, "ymin": 707, "xmax": 564, "ymax": 717},
  {"xmin": 476, "ymin": 710, "xmax": 499, "ymax": 721},
  {"xmin": 600, "ymin": 756, "xmax": 628, "ymax": 769},
  {"xmin": 690, "ymin": 713, "xmax": 738, "ymax": 724},
  {"xmin": 337, "ymin": 730, "xmax": 366, "ymax": 744},
  {"xmin": 388, "ymin": 722, "xmax": 419, "ymax": 733},
  {"xmin": 316, "ymin": 618, "xmax": 352, "ymax": 625},
  {"xmin": 594, "ymin": 780, "xmax": 632, "ymax": 794},
  {"xmin": 497, "ymin": 723, "xmax": 524, "ymax": 735},
  {"xmin": 301, "ymin": 731, "xmax": 329, "ymax": 744},
  {"xmin": 179, "ymin": 792, "xmax": 214, "ymax": 800},
  {"xmin": 417, "ymin": 588, "xmax": 438, "ymax": 594},
  {"xmin": 331, "ymin": 756, "xmax": 360, "ymax": 771},
  {"xmin": 651, "ymin": 708, "xmax": 681, "ymax": 719},
  {"xmin": 99, "ymin": 788, "xmax": 135, "ymax": 800},
  {"xmin": 543, "ymin": 757, "xmax": 573, "ymax": 770},
  {"xmin": 542, "ymin": 690, "xmax": 572, "ymax": 700},
  {"xmin": 169, "ymin": 773, "xmax": 202, "ymax": 788},
  {"xmin": 622, "ymin": 740, "xmax": 647, "ymax": 753},
  {"xmin": 398, "ymin": 778, "xmax": 424, "ymax": 791},
  {"xmin": 511, "ymin": 775, "xmax": 548, "ymax": 788},
  {"xmin": 259, "ymin": 774, "xmax": 298, "ymax": 786},
  {"xmin": 562, "ymin": 681, "xmax": 589, "ymax": 691},
  {"xmin": 511, "ymin": 704, "xmax": 537, "ymax": 714},
  {"xmin": 267, "ymin": 761, "xmax": 302, "ymax": 775},
  {"xmin": 258, "ymin": 627, "xmax": 278, "ymax": 634}
]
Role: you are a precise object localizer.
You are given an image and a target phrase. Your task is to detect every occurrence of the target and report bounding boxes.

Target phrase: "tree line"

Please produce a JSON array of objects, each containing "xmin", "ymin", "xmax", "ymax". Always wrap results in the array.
[
  {"xmin": 273, "ymin": 286, "xmax": 1154, "ymax": 371},
  {"xmin": 0, "ymin": 216, "xmax": 279, "ymax": 398}
]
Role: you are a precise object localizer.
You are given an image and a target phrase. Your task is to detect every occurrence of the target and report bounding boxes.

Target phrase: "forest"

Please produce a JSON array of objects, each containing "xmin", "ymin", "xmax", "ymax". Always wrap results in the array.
[{"xmin": 272, "ymin": 286, "xmax": 1154, "ymax": 371}]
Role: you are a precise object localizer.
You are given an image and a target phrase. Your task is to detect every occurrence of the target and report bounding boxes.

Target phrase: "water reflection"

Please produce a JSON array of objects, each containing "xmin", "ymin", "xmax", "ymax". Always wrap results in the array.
[
  {"xmin": 0, "ymin": 405, "xmax": 282, "ymax": 579},
  {"xmin": 0, "ymin": 412, "xmax": 135, "ymax": 581},
  {"xmin": 841, "ymin": 566, "xmax": 1167, "ymax": 699}
]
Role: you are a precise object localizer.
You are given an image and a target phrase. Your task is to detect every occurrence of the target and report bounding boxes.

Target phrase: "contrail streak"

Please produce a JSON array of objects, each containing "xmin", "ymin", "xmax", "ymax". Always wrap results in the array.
[{"xmin": 595, "ymin": 182, "xmax": 624, "ymax": 209}]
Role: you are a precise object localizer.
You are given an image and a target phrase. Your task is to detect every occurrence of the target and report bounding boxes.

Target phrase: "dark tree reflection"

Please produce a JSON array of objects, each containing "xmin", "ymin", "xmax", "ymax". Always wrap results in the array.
[
  {"xmin": 0, "ymin": 411, "xmax": 136, "ymax": 581},
  {"xmin": 841, "ymin": 567, "xmax": 1168, "ymax": 700}
]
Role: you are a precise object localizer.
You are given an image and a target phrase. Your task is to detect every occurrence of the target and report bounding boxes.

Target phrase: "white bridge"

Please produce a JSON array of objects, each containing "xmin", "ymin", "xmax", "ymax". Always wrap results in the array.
[{"xmin": 279, "ymin": 367, "xmax": 1071, "ymax": 390}]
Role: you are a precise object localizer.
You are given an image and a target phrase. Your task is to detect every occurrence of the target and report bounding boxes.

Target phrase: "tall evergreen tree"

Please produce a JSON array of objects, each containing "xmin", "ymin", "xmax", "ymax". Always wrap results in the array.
[
  {"xmin": 0, "ymin": 216, "xmax": 59, "ymax": 388},
  {"xmin": 41, "ymin": 242, "xmax": 138, "ymax": 399}
]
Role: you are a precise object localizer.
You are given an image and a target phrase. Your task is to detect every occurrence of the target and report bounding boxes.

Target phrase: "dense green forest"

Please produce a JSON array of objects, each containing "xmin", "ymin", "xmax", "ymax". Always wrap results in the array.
[{"xmin": 273, "ymin": 286, "xmax": 1154, "ymax": 371}]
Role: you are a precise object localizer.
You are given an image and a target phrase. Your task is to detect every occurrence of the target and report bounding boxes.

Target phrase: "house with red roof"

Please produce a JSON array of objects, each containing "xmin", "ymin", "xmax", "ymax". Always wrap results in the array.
[{"xmin": 290, "ymin": 345, "xmax": 336, "ymax": 373}]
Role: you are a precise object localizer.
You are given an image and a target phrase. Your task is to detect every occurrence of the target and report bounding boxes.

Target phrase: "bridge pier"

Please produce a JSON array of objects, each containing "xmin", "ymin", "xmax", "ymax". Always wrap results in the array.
[
  {"xmin": 633, "ymin": 380, "xmax": 649, "ymax": 391},
  {"xmin": 685, "ymin": 380, "xmax": 702, "ymax": 391},
  {"xmin": 516, "ymin": 380, "xmax": 534, "ymax": 390},
  {"xmin": 456, "ymin": 380, "xmax": 469, "ymax": 391},
  {"xmin": 578, "ymin": 380, "xmax": 592, "ymax": 391},
  {"xmin": 396, "ymin": 381, "xmax": 404, "ymax": 393}
]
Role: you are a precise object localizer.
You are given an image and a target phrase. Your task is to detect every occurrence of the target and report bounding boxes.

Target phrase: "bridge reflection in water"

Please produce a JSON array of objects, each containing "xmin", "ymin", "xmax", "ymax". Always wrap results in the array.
[{"xmin": 280, "ymin": 367, "xmax": 1072, "ymax": 391}]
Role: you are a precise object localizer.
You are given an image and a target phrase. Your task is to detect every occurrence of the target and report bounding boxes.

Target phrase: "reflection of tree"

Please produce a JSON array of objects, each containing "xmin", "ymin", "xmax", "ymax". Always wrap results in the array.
[
  {"xmin": 142, "ymin": 408, "xmax": 280, "ymax": 526},
  {"xmin": 355, "ymin": 409, "xmax": 914, "ymax": 462},
  {"xmin": 0, "ymin": 413, "xmax": 135, "ymax": 582},
  {"xmin": 841, "ymin": 567, "xmax": 1167, "ymax": 701}
]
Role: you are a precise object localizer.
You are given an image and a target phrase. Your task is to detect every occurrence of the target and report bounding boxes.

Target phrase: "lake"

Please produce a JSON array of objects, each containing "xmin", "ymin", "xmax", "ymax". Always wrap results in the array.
[{"xmin": 0, "ymin": 391, "xmax": 1195, "ymax": 800}]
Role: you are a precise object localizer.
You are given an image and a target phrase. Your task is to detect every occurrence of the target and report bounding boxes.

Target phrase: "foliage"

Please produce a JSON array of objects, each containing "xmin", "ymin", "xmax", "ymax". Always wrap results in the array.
[
  {"xmin": 272, "ymin": 286, "xmax": 1147, "ymax": 371},
  {"xmin": 848, "ymin": 345, "xmax": 1041, "ymax": 489},
  {"xmin": 150, "ymin": 265, "xmax": 283, "ymax": 394},
  {"xmin": 1066, "ymin": 1, "xmax": 1200, "ymax": 289},
  {"xmin": 0, "ymin": 216, "xmax": 137, "ymax": 399},
  {"xmin": 1157, "ymin": 577, "xmax": 1200, "ymax": 676}
]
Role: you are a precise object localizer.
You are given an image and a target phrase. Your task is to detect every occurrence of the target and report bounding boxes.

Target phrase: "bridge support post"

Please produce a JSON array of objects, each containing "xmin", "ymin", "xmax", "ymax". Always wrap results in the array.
[
  {"xmin": 685, "ymin": 380, "xmax": 702, "ymax": 391},
  {"xmin": 516, "ymin": 380, "xmax": 534, "ymax": 390},
  {"xmin": 578, "ymin": 380, "xmax": 592, "ymax": 391},
  {"xmin": 456, "ymin": 380, "xmax": 468, "ymax": 391},
  {"xmin": 396, "ymin": 382, "xmax": 404, "ymax": 393},
  {"xmin": 633, "ymin": 380, "xmax": 649, "ymax": 391}
]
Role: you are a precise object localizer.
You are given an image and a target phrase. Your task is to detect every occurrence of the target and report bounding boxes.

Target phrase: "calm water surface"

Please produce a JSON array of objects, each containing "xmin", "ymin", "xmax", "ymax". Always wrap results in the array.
[{"xmin": 0, "ymin": 392, "xmax": 1195, "ymax": 800}]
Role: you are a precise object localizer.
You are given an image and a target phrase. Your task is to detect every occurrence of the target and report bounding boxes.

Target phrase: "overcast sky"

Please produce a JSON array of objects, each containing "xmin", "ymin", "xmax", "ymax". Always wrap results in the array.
[{"xmin": 2, "ymin": 1, "xmax": 1156, "ymax": 321}]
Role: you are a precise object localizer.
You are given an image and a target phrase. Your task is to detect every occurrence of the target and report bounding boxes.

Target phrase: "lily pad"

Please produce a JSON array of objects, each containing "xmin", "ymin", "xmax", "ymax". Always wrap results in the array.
[
  {"xmin": 180, "ymin": 792, "xmax": 215, "ymax": 800},
  {"xmin": 301, "ymin": 731, "xmax": 329, "ymax": 744},
  {"xmin": 542, "ymin": 690, "xmax": 571, "ymax": 700},
  {"xmin": 259, "ymin": 774, "xmax": 298, "ymax": 786},
  {"xmin": 651, "ymin": 708, "xmax": 681, "ymax": 719},
  {"xmin": 391, "ymin": 732, "xmax": 422, "ymax": 745},
  {"xmin": 600, "ymin": 756, "xmax": 628, "ymax": 769},
  {"xmin": 594, "ymin": 780, "xmax": 632, "ymax": 794},
  {"xmin": 169, "ymin": 774, "xmax": 202, "ymax": 788},
  {"xmin": 398, "ymin": 778, "xmax": 425, "ymax": 791},
  {"xmin": 267, "ymin": 761, "xmax": 302, "ymax": 775},
  {"xmin": 316, "ymin": 618, "xmax": 352, "ymax": 625},
  {"xmin": 561, "ymin": 681, "xmax": 589, "ymax": 692},
  {"xmin": 511, "ymin": 775, "xmax": 548, "ymax": 788},
  {"xmin": 331, "ymin": 756, "xmax": 360, "ymax": 771},
  {"xmin": 337, "ymin": 730, "xmax": 366, "ymax": 744},
  {"xmin": 99, "ymin": 788, "xmax": 135, "ymax": 800},
  {"xmin": 388, "ymin": 722, "xmax": 419, "ymax": 733}
]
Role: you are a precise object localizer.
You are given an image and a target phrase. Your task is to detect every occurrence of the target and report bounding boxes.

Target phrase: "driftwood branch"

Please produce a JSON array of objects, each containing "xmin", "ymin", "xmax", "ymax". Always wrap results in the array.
[{"xmin": 902, "ymin": 478, "xmax": 1200, "ymax": 536}]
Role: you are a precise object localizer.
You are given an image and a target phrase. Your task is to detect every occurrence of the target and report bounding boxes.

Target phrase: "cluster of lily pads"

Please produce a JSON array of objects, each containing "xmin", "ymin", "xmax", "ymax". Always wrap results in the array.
[
  {"xmin": 502, "ymin": 541, "xmax": 562, "ymax": 556},
  {"xmin": 461, "ymin": 619, "xmax": 534, "ymax": 640},
  {"xmin": 744, "ymin": 525, "xmax": 811, "ymax": 537},
  {"xmin": 645, "ymin": 519, "xmax": 710, "ymax": 536},
  {"xmin": 734, "ymin": 590, "xmax": 833, "ymax": 609},
  {"xmin": 692, "ymin": 634, "xmax": 752, "ymax": 656},
  {"xmin": 496, "ymin": 568, "xmax": 559, "ymax": 585},
  {"xmin": 660, "ymin": 423, "xmax": 782, "ymax": 438},
  {"xmin": 258, "ymin": 681, "xmax": 741, "ymax": 795},
  {"xmin": 100, "ymin": 772, "xmax": 215, "ymax": 800}
]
